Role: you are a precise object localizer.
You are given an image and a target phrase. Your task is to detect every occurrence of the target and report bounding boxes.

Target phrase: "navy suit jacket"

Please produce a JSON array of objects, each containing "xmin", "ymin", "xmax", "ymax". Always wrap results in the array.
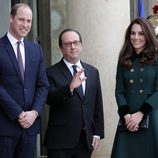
[
  {"xmin": 44, "ymin": 59, "xmax": 104, "ymax": 151},
  {"xmin": 0, "ymin": 34, "xmax": 49, "ymax": 136}
]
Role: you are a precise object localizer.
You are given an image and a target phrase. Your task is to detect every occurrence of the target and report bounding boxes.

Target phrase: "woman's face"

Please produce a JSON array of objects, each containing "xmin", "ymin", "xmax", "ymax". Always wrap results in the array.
[{"xmin": 130, "ymin": 23, "xmax": 147, "ymax": 54}]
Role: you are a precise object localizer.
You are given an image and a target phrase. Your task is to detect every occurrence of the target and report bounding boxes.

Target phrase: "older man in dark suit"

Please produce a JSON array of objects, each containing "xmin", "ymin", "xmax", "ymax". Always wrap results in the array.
[
  {"xmin": 44, "ymin": 28, "xmax": 104, "ymax": 158},
  {"xmin": 0, "ymin": 3, "xmax": 48, "ymax": 158}
]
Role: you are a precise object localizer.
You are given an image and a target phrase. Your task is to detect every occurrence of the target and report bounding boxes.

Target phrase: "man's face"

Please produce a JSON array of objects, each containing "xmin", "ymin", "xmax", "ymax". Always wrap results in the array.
[
  {"xmin": 9, "ymin": 6, "xmax": 32, "ymax": 40},
  {"xmin": 60, "ymin": 31, "xmax": 82, "ymax": 64}
]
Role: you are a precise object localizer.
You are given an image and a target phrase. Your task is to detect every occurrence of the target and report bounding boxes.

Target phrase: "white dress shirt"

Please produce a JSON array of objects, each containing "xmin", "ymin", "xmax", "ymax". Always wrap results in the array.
[{"xmin": 7, "ymin": 32, "xmax": 25, "ymax": 70}]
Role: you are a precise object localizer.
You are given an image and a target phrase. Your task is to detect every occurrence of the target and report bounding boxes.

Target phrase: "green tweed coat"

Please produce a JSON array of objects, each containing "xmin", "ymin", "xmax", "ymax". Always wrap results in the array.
[{"xmin": 111, "ymin": 57, "xmax": 158, "ymax": 158}]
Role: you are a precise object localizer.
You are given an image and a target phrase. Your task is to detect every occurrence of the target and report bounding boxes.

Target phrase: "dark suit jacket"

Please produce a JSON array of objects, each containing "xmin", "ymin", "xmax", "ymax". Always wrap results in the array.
[
  {"xmin": 44, "ymin": 59, "xmax": 104, "ymax": 151},
  {"xmin": 0, "ymin": 34, "xmax": 49, "ymax": 136}
]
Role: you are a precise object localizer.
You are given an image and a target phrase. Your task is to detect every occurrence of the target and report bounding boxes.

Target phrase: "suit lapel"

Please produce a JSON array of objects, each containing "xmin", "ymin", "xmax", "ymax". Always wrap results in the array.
[
  {"xmin": 59, "ymin": 59, "xmax": 73, "ymax": 82},
  {"xmin": 3, "ymin": 35, "xmax": 23, "ymax": 84}
]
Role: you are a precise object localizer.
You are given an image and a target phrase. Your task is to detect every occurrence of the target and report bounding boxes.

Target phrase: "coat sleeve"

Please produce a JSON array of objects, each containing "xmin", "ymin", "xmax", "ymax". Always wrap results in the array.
[
  {"xmin": 145, "ymin": 63, "xmax": 158, "ymax": 109},
  {"xmin": 115, "ymin": 64, "xmax": 128, "ymax": 108}
]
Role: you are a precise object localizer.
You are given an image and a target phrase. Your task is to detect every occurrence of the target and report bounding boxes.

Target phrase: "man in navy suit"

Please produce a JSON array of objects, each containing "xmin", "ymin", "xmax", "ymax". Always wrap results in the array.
[
  {"xmin": 44, "ymin": 28, "xmax": 104, "ymax": 158},
  {"xmin": 0, "ymin": 3, "xmax": 49, "ymax": 158}
]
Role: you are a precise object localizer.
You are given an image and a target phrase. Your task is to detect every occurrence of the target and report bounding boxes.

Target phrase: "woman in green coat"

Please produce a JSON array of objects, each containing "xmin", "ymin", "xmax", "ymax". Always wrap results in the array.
[{"xmin": 111, "ymin": 18, "xmax": 158, "ymax": 158}]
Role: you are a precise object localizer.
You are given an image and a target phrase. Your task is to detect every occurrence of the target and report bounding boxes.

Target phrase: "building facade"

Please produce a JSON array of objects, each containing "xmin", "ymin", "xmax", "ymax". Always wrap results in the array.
[{"xmin": 0, "ymin": 0, "xmax": 156, "ymax": 157}]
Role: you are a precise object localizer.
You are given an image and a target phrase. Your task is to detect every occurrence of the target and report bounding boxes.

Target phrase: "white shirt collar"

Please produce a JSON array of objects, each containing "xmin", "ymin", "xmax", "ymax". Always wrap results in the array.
[
  {"xmin": 7, "ymin": 32, "xmax": 24, "ymax": 46},
  {"xmin": 63, "ymin": 58, "xmax": 83, "ymax": 69}
]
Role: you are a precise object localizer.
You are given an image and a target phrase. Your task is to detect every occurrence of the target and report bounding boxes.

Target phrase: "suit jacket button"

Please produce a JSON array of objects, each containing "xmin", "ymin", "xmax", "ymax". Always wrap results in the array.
[
  {"xmin": 139, "ymin": 89, "xmax": 143, "ymax": 93},
  {"xmin": 140, "ymin": 68, "xmax": 144, "ymax": 71},
  {"xmin": 130, "ymin": 68, "xmax": 134, "ymax": 72},
  {"xmin": 140, "ymin": 79, "xmax": 143, "ymax": 83}
]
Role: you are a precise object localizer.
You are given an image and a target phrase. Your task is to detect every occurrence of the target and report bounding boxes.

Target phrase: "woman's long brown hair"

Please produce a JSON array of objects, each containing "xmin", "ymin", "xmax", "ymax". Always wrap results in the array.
[{"xmin": 118, "ymin": 18, "xmax": 158, "ymax": 69}]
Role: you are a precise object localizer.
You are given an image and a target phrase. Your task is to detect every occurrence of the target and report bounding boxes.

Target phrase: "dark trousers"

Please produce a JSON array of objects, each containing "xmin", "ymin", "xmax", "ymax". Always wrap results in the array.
[
  {"xmin": 47, "ymin": 131, "xmax": 92, "ymax": 158},
  {"xmin": 0, "ymin": 130, "xmax": 37, "ymax": 158}
]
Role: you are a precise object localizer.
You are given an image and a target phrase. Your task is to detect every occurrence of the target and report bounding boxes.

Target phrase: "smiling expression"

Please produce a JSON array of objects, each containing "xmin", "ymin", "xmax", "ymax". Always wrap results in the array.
[
  {"xmin": 9, "ymin": 6, "xmax": 32, "ymax": 40},
  {"xmin": 130, "ymin": 23, "xmax": 147, "ymax": 54}
]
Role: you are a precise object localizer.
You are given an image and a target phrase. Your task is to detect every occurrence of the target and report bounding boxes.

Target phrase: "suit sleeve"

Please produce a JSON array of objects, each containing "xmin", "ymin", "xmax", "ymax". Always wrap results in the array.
[
  {"xmin": 46, "ymin": 75, "xmax": 72, "ymax": 106},
  {"xmin": 0, "ymin": 84, "xmax": 23, "ymax": 120},
  {"xmin": 31, "ymin": 45, "xmax": 49, "ymax": 115},
  {"xmin": 93, "ymin": 70, "xmax": 104, "ymax": 139}
]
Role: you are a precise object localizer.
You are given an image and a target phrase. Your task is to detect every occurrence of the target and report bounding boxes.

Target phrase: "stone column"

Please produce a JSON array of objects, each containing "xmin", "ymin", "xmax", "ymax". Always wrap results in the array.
[
  {"xmin": 67, "ymin": 1, "xmax": 130, "ymax": 158},
  {"xmin": 0, "ymin": 0, "xmax": 10, "ymax": 36}
]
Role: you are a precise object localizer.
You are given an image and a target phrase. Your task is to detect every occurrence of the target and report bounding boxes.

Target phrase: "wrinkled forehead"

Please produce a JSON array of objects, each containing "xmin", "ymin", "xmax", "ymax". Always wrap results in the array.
[{"xmin": 62, "ymin": 31, "xmax": 80, "ymax": 42}]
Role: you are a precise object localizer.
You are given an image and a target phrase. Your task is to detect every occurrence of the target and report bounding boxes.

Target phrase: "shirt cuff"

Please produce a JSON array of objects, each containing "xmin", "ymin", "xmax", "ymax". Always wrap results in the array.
[
  {"xmin": 93, "ymin": 135, "xmax": 100, "ymax": 139},
  {"xmin": 70, "ymin": 89, "xmax": 74, "ymax": 96}
]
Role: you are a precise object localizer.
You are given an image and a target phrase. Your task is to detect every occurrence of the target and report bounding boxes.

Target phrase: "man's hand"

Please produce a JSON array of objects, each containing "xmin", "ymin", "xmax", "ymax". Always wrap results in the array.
[
  {"xmin": 92, "ymin": 136, "xmax": 100, "ymax": 154},
  {"xmin": 18, "ymin": 110, "xmax": 38, "ymax": 128},
  {"xmin": 70, "ymin": 68, "xmax": 86, "ymax": 91}
]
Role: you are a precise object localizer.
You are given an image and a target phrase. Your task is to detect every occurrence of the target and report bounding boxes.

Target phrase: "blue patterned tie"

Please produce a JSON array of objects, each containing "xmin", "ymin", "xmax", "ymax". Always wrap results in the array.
[
  {"xmin": 17, "ymin": 41, "xmax": 24, "ymax": 81},
  {"xmin": 72, "ymin": 65, "xmax": 84, "ymax": 99}
]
